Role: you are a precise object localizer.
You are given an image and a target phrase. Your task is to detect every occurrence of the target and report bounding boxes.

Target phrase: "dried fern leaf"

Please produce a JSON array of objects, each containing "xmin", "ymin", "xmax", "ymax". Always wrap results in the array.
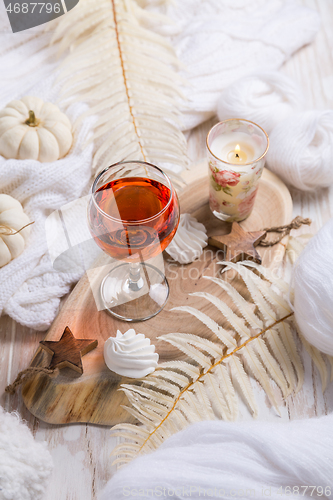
[
  {"xmin": 172, "ymin": 306, "xmax": 237, "ymax": 348},
  {"xmin": 218, "ymin": 262, "xmax": 302, "ymax": 394},
  {"xmin": 241, "ymin": 344, "xmax": 280, "ymax": 414},
  {"xmin": 286, "ymin": 234, "xmax": 313, "ymax": 265},
  {"xmin": 50, "ymin": 0, "xmax": 188, "ymax": 183},
  {"xmin": 140, "ymin": 378, "xmax": 181, "ymax": 398},
  {"xmin": 264, "ymin": 327, "xmax": 298, "ymax": 391},
  {"xmin": 157, "ymin": 360, "xmax": 201, "ymax": 380},
  {"xmin": 159, "ymin": 332, "xmax": 224, "ymax": 361},
  {"xmin": 192, "ymin": 383, "xmax": 215, "ymax": 420},
  {"xmin": 328, "ymin": 356, "xmax": 333, "ymax": 383},
  {"xmin": 228, "ymin": 355, "xmax": 258, "ymax": 417},
  {"xmin": 121, "ymin": 384, "xmax": 174, "ymax": 406},
  {"xmin": 112, "ymin": 262, "xmax": 330, "ymax": 466},
  {"xmin": 158, "ymin": 334, "xmax": 213, "ymax": 370},
  {"xmin": 221, "ymin": 262, "xmax": 278, "ymax": 325},
  {"xmin": 190, "ymin": 292, "xmax": 253, "ymax": 342},
  {"xmin": 252, "ymin": 277, "xmax": 291, "ymax": 316},
  {"xmin": 205, "ymin": 372, "xmax": 232, "ymax": 420},
  {"xmin": 241, "ymin": 261, "xmax": 290, "ymax": 294},
  {"xmin": 276, "ymin": 322, "xmax": 304, "ymax": 393},
  {"xmin": 112, "ymin": 422, "xmax": 150, "ymax": 438},
  {"xmin": 147, "ymin": 369, "xmax": 190, "ymax": 388},
  {"xmin": 252, "ymin": 337, "xmax": 289, "ymax": 397},
  {"xmin": 204, "ymin": 276, "xmax": 263, "ymax": 330},
  {"xmin": 178, "ymin": 397, "xmax": 201, "ymax": 424},
  {"xmin": 300, "ymin": 336, "xmax": 328, "ymax": 392},
  {"xmin": 213, "ymin": 363, "xmax": 238, "ymax": 418},
  {"xmin": 121, "ymin": 405, "xmax": 157, "ymax": 429},
  {"xmin": 171, "ymin": 407, "xmax": 189, "ymax": 429}
]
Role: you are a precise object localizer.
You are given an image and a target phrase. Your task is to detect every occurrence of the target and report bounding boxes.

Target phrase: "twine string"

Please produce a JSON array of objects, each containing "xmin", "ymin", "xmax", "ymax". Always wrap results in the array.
[
  {"xmin": 260, "ymin": 216, "xmax": 312, "ymax": 247},
  {"xmin": 5, "ymin": 367, "xmax": 59, "ymax": 395}
]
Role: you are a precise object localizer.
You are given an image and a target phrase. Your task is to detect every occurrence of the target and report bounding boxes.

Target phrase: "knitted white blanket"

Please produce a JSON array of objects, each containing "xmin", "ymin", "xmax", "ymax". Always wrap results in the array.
[
  {"xmin": 0, "ymin": 0, "xmax": 320, "ymax": 330},
  {"xmin": 159, "ymin": 0, "xmax": 320, "ymax": 130},
  {"xmin": 0, "ymin": 9, "xmax": 95, "ymax": 329}
]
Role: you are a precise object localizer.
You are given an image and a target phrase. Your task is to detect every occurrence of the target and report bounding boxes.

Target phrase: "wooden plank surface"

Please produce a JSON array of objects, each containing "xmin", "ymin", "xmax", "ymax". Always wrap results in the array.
[{"xmin": 1, "ymin": 0, "xmax": 333, "ymax": 497}]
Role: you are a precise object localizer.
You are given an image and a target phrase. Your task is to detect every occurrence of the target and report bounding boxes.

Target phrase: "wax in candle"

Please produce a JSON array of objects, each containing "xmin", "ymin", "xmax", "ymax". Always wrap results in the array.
[{"xmin": 210, "ymin": 132, "xmax": 260, "ymax": 164}]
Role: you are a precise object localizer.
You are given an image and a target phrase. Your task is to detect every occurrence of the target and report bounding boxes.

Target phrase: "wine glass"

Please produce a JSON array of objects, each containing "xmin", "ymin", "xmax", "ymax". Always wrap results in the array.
[{"xmin": 87, "ymin": 161, "xmax": 180, "ymax": 322}]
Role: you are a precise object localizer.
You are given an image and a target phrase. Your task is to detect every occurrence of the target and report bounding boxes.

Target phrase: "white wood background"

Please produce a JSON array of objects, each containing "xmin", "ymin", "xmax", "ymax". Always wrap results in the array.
[{"xmin": 1, "ymin": 0, "xmax": 333, "ymax": 498}]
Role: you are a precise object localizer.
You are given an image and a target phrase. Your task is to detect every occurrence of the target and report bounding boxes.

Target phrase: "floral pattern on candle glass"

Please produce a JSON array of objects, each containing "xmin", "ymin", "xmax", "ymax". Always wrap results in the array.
[
  {"xmin": 222, "ymin": 200, "xmax": 236, "ymax": 208},
  {"xmin": 209, "ymin": 193, "xmax": 220, "ymax": 212},
  {"xmin": 210, "ymin": 163, "xmax": 241, "ymax": 188},
  {"xmin": 208, "ymin": 162, "xmax": 264, "ymax": 221},
  {"xmin": 207, "ymin": 119, "xmax": 268, "ymax": 222},
  {"xmin": 238, "ymin": 187, "xmax": 258, "ymax": 218},
  {"xmin": 237, "ymin": 185, "xmax": 257, "ymax": 199}
]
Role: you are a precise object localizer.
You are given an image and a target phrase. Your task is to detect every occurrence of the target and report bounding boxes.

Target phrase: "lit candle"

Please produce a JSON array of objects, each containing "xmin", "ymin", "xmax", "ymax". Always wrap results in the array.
[
  {"xmin": 210, "ymin": 132, "xmax": 260, "ymax": 165},
  {"xmin": 206, "ymin": 119, "xmax": 269, "ymax": 222},
  {"xmin": 228, "ymin": 144, "xmax": 246, "ymax": 164}
]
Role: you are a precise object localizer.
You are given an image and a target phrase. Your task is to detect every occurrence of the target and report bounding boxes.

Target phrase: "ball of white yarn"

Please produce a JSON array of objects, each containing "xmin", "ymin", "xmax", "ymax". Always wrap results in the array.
[
  {"xmin": 101, "ymin": 417, "xmax": 333, "ymax": 500},
  {"xmin": 293, "ymin": 218, "xmax": 333, "ymax": 355},
  {"xmin": 267, "ymin": 110, "xmax": 333, "ymax": 191},
  {"xmin": 217, "ymin": 71, "xmax": 303, "ymax": 134}
]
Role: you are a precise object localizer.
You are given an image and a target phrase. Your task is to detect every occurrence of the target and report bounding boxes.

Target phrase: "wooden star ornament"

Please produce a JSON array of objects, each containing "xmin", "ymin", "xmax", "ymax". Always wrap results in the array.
[
  {"xmin": 40, "ymin": 326, "xmax": 98, "ymax": 374},
  {"xmin": 208, "ymin": 222, "xmax": 266, "ymax": 264}
]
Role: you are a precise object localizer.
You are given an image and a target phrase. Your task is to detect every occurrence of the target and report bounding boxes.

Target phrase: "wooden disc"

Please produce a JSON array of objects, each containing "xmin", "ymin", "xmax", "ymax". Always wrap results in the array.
[{"xmin": 22, "ymin": 163, "xmax": 292, "ymax": 425}]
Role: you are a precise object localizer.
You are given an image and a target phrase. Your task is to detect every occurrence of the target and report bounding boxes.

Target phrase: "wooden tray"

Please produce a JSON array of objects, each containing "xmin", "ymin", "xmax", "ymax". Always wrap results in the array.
[{"xmin": 22, "ymin": 162, "xmax": 293, "ymax": 426}]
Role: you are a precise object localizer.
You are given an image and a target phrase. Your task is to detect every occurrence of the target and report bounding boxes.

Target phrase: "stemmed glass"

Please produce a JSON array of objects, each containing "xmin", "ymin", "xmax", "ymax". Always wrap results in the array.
[{"xmin": 87, "ymin": 161, "xmax": 180, "ymax": 322}]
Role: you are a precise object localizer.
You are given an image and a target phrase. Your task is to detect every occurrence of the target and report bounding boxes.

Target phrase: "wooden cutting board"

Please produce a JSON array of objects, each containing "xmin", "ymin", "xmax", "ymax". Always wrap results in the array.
[{"xmin": 22, "ymin": 162, "xmax": 293, "ymax": 426}]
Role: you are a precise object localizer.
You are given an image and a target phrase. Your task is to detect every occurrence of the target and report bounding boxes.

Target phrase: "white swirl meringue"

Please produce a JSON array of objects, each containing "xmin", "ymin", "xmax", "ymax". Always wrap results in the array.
[
  {"xmin": 166, "ymin": 213, "xmax": 208, "ymax": 264},
  {"xmin": 104, "ymin": 329, "xmax": 159, "ymax": 378}
]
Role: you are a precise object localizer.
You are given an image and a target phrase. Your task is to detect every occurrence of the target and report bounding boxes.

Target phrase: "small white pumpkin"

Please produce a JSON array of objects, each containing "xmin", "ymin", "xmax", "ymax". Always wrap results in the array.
[
  {"xmin": 0, "ymin": 194, "xmax": 31, "ymax": 267},
  {"xmin": 0, "ymin": 96, "xmax": 73, "ymax": 162}
]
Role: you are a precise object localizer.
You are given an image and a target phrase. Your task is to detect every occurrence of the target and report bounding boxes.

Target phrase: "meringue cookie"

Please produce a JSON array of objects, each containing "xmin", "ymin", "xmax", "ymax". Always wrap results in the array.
[
  {"xmin": 166, "ymin": 213, "xmax": 208, "ymax": 264},
  {"xmin": 104, "ymin": 329, "xmax": 159, "ymax": 378}
]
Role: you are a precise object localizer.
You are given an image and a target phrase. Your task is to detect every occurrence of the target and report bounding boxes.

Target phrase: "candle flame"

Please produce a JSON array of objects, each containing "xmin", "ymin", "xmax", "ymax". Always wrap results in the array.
[{"xmin": 235, "ymin": 144, "xmax": 240, "ymax": 152}]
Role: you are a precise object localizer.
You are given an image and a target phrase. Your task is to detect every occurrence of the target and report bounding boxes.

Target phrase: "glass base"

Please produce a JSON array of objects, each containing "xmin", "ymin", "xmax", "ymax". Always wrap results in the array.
[
  {"xmin": 100, "ymin": 262, "xmax": 169, "ymax": 322},
  {"xmin": 212, "ymin": 209, "xmax": 253, "ymax": 223}
]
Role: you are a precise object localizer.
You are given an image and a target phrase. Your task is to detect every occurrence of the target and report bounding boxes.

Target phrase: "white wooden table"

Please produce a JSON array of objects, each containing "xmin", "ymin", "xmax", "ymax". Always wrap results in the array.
[{"xmin": 1, "ymin": 0, "xmax": 333, "ymax": 497}]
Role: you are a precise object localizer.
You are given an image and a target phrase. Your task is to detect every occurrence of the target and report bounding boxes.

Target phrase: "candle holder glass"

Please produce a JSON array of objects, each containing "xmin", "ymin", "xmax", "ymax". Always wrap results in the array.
[{"xmin": 206, "ymin": 119, "xmax": 269, "ymax": 222}]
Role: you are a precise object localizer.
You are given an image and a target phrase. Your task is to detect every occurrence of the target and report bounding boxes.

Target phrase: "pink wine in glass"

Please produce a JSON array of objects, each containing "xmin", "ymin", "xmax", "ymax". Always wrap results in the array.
[{"xmin": 89, "ymin": 176, "xmax": 179, "ymax": 262}]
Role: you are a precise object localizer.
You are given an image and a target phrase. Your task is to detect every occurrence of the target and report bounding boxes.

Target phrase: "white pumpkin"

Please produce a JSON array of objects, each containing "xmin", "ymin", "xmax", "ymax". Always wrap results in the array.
[
  {"xmin": 0, "ymin": 96, "xmax": 73, "ymax": 162},
  {"xmin": 0, "ymin": 194, "xmax": 31, "ymax": 267}
]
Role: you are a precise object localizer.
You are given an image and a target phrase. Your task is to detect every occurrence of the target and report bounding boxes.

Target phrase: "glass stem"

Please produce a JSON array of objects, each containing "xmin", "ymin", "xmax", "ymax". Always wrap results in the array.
[{"xmin": 128, "ymin": 262, "xmax": 144, "ymax": 292}]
